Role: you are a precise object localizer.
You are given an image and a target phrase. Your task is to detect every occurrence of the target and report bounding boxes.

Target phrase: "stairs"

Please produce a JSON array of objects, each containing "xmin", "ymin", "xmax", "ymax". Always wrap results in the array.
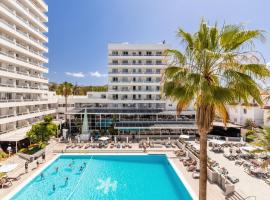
[
  {"xmin": 226, "ymin": 192, "xmax": 245, "ymax": 200},
  {"xmin": 226, "ymin": 192, "xmax": 256, "ymax": 200}
]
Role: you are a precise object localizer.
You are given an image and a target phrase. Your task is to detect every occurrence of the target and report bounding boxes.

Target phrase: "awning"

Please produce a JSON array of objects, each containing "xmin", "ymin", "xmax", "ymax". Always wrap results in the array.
[
  {"xmin": 98, "ymin": 136, "xmax": 109, "ymax": 141},
  {"xmin": 213, "ymin": 121, "xmax": 242, "ymax": 128},
  {"xmin": 179, "ymin": 135, "xmax": 190, "ymax": 139},
  {"xmin": 210, "ymin": 139, "xmax": 226, "ymax": 145},
  {"xmin": 0, "ymin": 126, "xmax": 31, "ymax": 142}
]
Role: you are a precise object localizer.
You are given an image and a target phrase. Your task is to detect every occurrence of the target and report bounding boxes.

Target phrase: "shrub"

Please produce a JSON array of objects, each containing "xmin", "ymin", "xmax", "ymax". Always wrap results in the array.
[{"xmin": 0, "ymin": 151, "xmax": 8, "ymax": 159}]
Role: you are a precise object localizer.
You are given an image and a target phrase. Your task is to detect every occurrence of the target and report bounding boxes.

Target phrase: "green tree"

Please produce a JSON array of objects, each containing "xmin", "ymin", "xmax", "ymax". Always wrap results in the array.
[
  {"xmin": 27, "ymin": 115, "xmax": 57, "ymax": 144},
  {"xmin": 162, "ymin": 20, "xmax": 269, "ymax": 200},
  {"xmin": 57, "ymin": 82, "xmax": 73, "ymax": 123},
  {"xmin": 260, "ymin": 128, "xmax": 270, "ymax": 167}
]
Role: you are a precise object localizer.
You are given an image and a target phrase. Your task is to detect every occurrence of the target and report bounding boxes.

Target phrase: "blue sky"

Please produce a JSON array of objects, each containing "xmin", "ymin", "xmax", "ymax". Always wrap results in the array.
[{"xmin": 45, "ymin": 0, "xmax": 270, "ymax": 85}]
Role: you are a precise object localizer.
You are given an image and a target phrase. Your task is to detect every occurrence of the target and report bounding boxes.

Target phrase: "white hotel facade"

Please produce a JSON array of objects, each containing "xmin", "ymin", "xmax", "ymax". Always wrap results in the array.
[
  {"xmin": 58, "ymin": 43, "xmax": 197, "ymax": 138},
  {"xmin": 0, "ymin": 0, "xmax": 57, "ymax": 144}
]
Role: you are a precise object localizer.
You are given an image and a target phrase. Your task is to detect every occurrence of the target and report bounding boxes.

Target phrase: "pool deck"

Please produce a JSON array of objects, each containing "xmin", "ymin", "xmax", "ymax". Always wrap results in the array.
[{"xmin": 0, "ymin": 140, "xmax": 226, "ymax": 200}]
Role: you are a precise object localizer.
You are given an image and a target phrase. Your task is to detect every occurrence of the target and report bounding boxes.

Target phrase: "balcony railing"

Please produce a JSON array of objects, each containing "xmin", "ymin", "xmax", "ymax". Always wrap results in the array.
[
  {"xmin": 0, "ymin": 82, "xmax": 48, "ymax": 91},
  {"xmin": 109, "ymin": 54, "xmax": 164, "ymax": 57},
  {"xmin": 15, "ymin": 0, "xmax": 44, "ymax": 25},
  {"xmin": 109, "ymin": 71, "xmax": 160, "ymax": 74},
  {"xmin": 0, "ymin": 18, "xmax": 48, "ymax": 51},
  {"xmin": 109, "ymin": 63, "xmax": 165, "ymax": 66},
  {"xmin": 0, "ymin": 34, "xmax": 47, "ymax": 60},
  {"xmin": 0, "ymin": 51, "xmax": 47, "ymax": 70},
  {"xmin": 0, "ymin": 3, "xmax": 48, "ymax": 40}
]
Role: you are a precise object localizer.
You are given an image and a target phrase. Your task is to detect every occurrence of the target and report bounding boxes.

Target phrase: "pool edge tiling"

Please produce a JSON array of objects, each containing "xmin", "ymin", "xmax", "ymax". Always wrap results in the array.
[{"xmin": 6, "ymin": 154, "xmax": 197, "ymax": 200}]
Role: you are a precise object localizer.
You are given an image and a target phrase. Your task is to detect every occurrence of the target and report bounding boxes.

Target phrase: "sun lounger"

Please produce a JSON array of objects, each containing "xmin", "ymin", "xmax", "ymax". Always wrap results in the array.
[
  {"xmin": 0, "ymin": 177, "xmax": 12, "ymax": 188},
  {"xmin": 227, "ymin": 175, "xmax": 239, "ymax": 184},
  {"xmin": 187, "ymin": 165, "xmax": 196, "ymax": 172},
  {"xmin": 192, "ymin": 171, "xmax": 200, "ymax": 179}
]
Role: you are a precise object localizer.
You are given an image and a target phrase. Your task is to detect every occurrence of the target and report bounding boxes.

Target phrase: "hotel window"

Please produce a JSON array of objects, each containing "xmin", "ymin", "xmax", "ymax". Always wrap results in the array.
[
  {"xmin": 112, "ymin": 60, "xmax": 118, "ymax": 64},
  {"xmin": 132, "ymin": 60, "xmax": 136, "ymax": 64},
  {"xmin": 112, "ymin": 69, "xmax": 118, "ymax": 73},
  {"xmin": 146, "ymin": 51, "xmax": 152, "ymax": 56},
  {"xmin": 122, "ymin": 60, "xmax": 128, "ymax": 64},
  {"xmin": 156, "ymin": 69, "xmax": 161, "ymax": 73},
  {"xmin": 146, "ymin": 69, "xmax": 152, "ymax": 73},
  {"xmin": 156, "ymin": 60, "xmax": 162, "ymax": 65},
  {"xmin": 122, "ymin": 69, "xmax": 128, "ymax": 73},
  {"xmin": 112, "ymin": 77, "xmax": 118, "ymax": 82},
  {"xmin": 112, "ymin": 51, "xmax": 118, "ymax": 56},
  {"xmin": 156, "ymin": 77, "xmax": 161, "ymax": 82},
  {"xmin": 122, "ymin": 51, "xmax": 128, "ymax": 56},
  {"xmin": 138, "ymin": 69, "xmax": 142, "ymax": 73},
  {"xmin": 138, "ymin": 51, "xmax": 142, "ymax": 55},
  {"xmin": 156, "ymin": 51, "xmax": 162, "ymax": 56},
  {"xmin": 133, "ymin": 69, "xmax": 136, "ymax": 73},
  {"xmin": 156, "ymin": 86, "xmax": 160, "ymax": 91},
  {"xmin": 138, "ymin": 60, "xmax": 142, "ymax": 64},
  {"xmin": 146, "ymin": 77, "xmax": 152, "ymax": 82},
  {"xmin": 132, "ymin": 52, "xmax": 136, "ymax": 56},
  {"xmin": 146, "ymin": 60, "xmax": 152, "ymax": 65}
]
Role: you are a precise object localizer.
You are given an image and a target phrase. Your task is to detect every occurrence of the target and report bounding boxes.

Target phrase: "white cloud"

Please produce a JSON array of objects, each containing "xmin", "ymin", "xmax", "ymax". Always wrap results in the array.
[
  {"xmin": 65, "ymin": 72, "xmax": 85, "ymax": 78},
  {"xmin": 89, "ymin": 71, "xmax": 107, "ymax": 78}
]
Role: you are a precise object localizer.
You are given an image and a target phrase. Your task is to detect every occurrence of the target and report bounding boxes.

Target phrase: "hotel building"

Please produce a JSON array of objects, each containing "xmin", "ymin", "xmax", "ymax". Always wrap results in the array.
[
  {"xmin": 0, "ymin": 0, "xmax": 57, "ymax": 146},
  {"xmin": 58, "ymin": 43, "xmax": 197, "ymax": 138}
]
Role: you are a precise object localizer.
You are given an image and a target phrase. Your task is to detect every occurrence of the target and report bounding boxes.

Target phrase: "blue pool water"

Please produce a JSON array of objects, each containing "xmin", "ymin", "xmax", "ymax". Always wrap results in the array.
[{"xmin": 11, "ymin": 155, "xmax": 193, "ymax": 200}]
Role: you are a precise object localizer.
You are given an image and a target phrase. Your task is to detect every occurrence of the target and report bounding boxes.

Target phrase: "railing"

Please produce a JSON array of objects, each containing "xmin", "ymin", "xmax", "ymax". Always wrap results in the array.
[
  {"xmin": 0, "ymin": 66, "xmax": 46, "ymax": 80},
  {"xmin": 109, "ymin": 54, "xmax": 164, "ymax": 56},
  {"xmin": 0, "ymin": 18, "xmax": 48, "ymax": 51},
  {"xmin": 0, "ymin": 82, "xmax": 48, "ymax": 91},
  {"xmin": 109, "ymin": 71, "xmax": 160, "ymax": 74},
  {"xmin": 0, "ymin": 33, "xmax": 47, "ymax": 60},
  {"xmin": 109, "ymin": 63, "xmax": 165, "ymax": 66},
  {"xmin": 15, "ymin": 0, "xmax": 44, "ymax": 24},
  {"xmin": 0, "ymin": 50, "xmax": 47, "ymax": 70},
  {"xmin": 0, "ymin": 2, "xmax": 48, "ymax": 40}
]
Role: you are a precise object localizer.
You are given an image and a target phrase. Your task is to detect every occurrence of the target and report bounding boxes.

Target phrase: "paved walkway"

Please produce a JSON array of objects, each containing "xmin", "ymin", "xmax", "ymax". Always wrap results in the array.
[{"xmin": 208, "ymin": 148, "xmax": 269, "ymax": 200}]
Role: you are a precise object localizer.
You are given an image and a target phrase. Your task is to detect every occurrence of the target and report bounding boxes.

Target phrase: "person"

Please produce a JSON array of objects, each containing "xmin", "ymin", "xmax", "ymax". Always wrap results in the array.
[
  {"xmin": 72, "ymin": 159, "xmax": 75, "ymax": 164},
  {"xmin": 79, "ymin": 166, "xmax": 83, "ymax": 172},
  {"xmin": 40, "ymin": 173, "xmax": 44, "ymax": 180},
  {"xmin": 52, "ymin": 184, "xmax": 56, "ymax": 192},
  {"xmin": 68, "ymin": 163, "xmax": 72, "ymax": 168},
  {"xmin": 55, "ymin": 167, "xmax": 59, "ymax": 173},
  {"xmin": 36, "ymin": 160, "xmax": 40, "ymax": 168},
  {"xmin": 65, "ymin": 177, "xmax": 69, "ymax": 185},
  {"xmin": 42, "ymin": 153, "xmax": 46, "ymax": 162},
  {"xmin": 25, "ymin": 161, "xmax": 29, "ymax": 173},
  {"xmin": 83, "ymin": 162, "xmax": 86, "ymax": 168}
]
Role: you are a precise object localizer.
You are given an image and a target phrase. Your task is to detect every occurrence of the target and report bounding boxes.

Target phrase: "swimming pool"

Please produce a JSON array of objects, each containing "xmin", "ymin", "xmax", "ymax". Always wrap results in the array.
[{"xmin": 10, "ymin": 154, "xmax": 194, "ymax": 200}]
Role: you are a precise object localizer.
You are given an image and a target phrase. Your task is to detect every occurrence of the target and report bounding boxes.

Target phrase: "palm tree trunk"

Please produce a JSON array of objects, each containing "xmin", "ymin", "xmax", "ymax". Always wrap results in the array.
[
  {"xmin": 199, "ymin": 130, "xmax": 208, "ymax": 200},
  {"xmin": 65, "ymin": 96, "xmax": 67, "ymax": 126}
]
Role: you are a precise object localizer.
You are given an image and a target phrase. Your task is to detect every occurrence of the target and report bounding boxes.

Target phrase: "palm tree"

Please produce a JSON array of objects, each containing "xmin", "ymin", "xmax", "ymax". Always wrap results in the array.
[
  {"xmin": 162, "ymin": 20, "xmax": 269, "ymax": 200},
  {"xmin": 57, "ymin": 82, "xmax": 73, "ymax": 125},
  {"xmin": 259, "ymin": 128, "xmax": 270, "ymax": 167}
]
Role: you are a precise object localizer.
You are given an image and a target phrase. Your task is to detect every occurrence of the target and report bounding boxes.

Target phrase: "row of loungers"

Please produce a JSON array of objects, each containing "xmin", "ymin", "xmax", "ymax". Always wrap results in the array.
[
  {"xmin": 175, "ymin": 149, "xmax": 200, "ymax": 179},
  {"xmin": 66, "ymin": 142, "xmax": 133, "ymax": 149}
]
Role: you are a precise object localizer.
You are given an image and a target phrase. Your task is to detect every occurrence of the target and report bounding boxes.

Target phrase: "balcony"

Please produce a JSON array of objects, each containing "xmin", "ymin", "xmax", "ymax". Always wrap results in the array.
[
  {"xmin": 109, "ymin": 62, "xmax": 165, "ymax": 66},
  {"xmin": 109, "ymin": 71, "xmax": 160, "ymax": 75},
  {"xmin": 14, "ymin": 0, "xmax": 47, "ymax": 31},
  {"xmin": 0, "ymin": 34, "xmax": 48, "ymax": 62},
  {"xmin": 0, "ymin": 2, "xmax": 48, "ymax": 42},
  {"xmin": 0, "ymin": 50, "xmax": 48, "ymax": 71}
]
